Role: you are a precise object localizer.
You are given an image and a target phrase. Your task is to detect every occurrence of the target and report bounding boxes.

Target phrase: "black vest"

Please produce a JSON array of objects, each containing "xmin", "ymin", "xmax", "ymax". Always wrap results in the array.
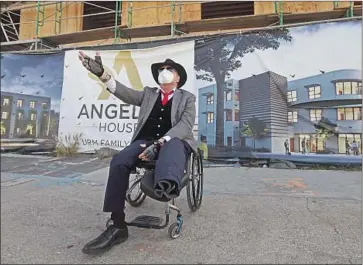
[{"xmin": 135, "ymin": 93, "xmax": 173, "ymax": 141}]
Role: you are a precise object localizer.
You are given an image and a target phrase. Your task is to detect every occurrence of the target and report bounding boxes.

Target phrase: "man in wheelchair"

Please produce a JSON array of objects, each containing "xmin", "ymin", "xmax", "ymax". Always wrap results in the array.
[{"xmin": 78, "ymin": 51, "xmax": 198, "ymax": 255}]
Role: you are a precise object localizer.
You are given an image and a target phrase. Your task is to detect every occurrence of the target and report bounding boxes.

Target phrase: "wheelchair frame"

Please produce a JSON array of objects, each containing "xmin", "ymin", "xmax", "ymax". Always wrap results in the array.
[{"xmin": 124, "ymin": 148, "xmax": 204, "ymax": 239}]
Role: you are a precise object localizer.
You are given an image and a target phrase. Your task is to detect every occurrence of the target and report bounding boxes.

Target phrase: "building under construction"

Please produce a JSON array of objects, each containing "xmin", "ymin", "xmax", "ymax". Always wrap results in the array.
[{"xmin": 0, "ymin": 1, "xmax": 362, "ymax": 52}]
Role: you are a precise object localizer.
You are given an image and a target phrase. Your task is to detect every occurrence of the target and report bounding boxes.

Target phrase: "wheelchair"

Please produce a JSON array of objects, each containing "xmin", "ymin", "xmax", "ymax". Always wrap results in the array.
[{"xmin": 121, "ymin": 148, "xmax": 204, "ymax": 239}]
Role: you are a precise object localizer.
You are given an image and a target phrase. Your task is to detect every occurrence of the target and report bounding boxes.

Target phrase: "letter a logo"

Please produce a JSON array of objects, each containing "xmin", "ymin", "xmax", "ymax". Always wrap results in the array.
[{"xmin": 87, "ymin": 51, "xmax": 144, "ymax": 100}]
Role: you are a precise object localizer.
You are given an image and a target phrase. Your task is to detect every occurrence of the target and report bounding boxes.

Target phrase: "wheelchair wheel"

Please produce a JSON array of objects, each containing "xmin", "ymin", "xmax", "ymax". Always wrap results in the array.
[
  {"xmin": 126, "ymin": 168, "xmax": 146, "ymax": 207},
  {"xmin": 168, "ymin": 222, "xmax": 181, "ymax": 239},
  {"xmin": 186, "ymin": 151, "xmax": 204, "ymax": 212}
]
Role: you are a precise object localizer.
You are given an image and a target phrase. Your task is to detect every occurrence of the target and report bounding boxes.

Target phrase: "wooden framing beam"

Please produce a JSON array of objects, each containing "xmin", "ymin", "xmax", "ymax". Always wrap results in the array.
[
  {"xmin": 1, "ymin": 6, "xmax": 362, "ymax": 51},
  {"xmin": 0, "ymin": 2, "xmax": 58, "ymax": 13},
  {"xmin": 45, "ymin": 7, "xmax": 362, "ymax": 46}
]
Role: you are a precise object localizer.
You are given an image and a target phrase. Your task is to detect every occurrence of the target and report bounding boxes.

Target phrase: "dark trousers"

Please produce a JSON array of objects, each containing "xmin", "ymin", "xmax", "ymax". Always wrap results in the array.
[{"xmin": 103, "ymin": 138, "xmax": 191, "ymax": 219}]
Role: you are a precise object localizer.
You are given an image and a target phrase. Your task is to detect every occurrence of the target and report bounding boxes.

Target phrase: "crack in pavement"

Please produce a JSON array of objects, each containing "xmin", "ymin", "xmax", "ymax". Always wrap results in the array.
[{"xmin": 305, "ymin": 197, "xmax": 344, "ymax": 241}]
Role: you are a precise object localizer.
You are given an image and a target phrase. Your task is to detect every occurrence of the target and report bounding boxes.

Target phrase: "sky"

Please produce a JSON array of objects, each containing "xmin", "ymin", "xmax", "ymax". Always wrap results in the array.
[
  {"xmin": 0, "ymin": 52, "xmax": 64, "ymax": 112},
  {"xmin": 195, "ymin": 20, "xmax": 362, "ymax": 89}
]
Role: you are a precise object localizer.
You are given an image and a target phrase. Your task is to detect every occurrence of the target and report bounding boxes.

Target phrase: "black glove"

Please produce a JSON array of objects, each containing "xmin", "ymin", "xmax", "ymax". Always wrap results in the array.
[
  {"xmin": 78, "ymin": 51, "xmax": 104, "ymax": 77},
  {"xmin": 141, "ymin": 141, "xmax": 161, "ymax": 161}
]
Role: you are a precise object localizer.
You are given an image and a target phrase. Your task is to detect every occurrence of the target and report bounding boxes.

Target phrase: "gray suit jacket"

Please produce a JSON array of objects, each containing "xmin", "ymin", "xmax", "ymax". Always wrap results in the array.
[{"xmin": 109, "ymin": 81, "xmax": 198, "ymax": 153}]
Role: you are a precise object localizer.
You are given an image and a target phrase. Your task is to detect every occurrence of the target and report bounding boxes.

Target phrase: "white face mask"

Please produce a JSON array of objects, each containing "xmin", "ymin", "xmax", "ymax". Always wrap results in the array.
[{"xmin": 158, "ymin": 69, "xmax": 174, "ymax": 84}]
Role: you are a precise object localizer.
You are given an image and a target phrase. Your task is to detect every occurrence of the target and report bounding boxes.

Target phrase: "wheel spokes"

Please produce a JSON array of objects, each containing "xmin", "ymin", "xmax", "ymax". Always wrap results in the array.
[{"xmin": 127, "ymin": 168, "xmax": 145, "ymax": 200}]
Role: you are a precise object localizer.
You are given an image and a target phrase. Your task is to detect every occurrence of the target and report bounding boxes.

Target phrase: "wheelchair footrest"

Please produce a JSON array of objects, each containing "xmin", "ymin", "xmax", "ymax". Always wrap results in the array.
[{"xmin": 128, "ymin": 215, "xmax": 163, "ymax": 228}]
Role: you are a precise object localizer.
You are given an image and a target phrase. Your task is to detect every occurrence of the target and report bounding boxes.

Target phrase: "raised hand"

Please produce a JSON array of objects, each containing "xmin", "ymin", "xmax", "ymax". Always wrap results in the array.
[{"xmin": 78, "ymin": 51, "xmax": 104, "ymax": 77}]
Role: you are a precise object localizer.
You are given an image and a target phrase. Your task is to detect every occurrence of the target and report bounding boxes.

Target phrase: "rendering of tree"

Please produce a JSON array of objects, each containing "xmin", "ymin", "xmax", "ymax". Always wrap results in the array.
[
  {"xmin": 314, "ymin": 117, "xmax": 337, "ymax": 149},
  {"xmin": 195, "ymin": 29, "xmax": 292, "ymax": 146},
  {"xmin": 240, "ymin": 117, "xmax": 269, "ymax": 149},
  {"xmin": 48, "ymin": 110, "xmax": 60, "ymax": 138},
  {"xmin": 48, "ymin": 118, "xmax": 58, "ymax": 137}
]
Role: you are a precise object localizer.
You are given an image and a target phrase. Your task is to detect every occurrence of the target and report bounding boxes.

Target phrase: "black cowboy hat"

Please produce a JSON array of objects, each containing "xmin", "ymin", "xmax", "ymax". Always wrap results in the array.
[{"xmin": 151, "ymin": 58, "xmax": 187, "ymax": 88}]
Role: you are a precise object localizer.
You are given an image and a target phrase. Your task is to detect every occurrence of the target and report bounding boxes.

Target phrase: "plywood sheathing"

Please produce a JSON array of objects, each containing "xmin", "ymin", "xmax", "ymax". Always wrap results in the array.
[
  {"xmin": 120, "ymin": 1, "xmax": 201, "ymax": 27},
  {"xmin": 254, "ymin": 1, "xmax": 351, "ymax": 15},
  {"xmin": 58, "ymin": 5, "xmax": 361, "ymax": 49},
  {"xmin": 19, "ymin": 1, "xmax": 83, "ymax": 40},
  {"xmin": 13, "ymin": 1, "xmax": 360, "ymax": 49}
]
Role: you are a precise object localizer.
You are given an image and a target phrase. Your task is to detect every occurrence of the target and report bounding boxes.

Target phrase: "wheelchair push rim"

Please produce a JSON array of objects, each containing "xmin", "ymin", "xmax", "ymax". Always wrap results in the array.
[
  {"xmin": 186, "ymin": 152, "xmax": 203, "ymax": 212},
  {"xmin": 126, "ymin": 167, "xmax": 147, "ymax": 207}
]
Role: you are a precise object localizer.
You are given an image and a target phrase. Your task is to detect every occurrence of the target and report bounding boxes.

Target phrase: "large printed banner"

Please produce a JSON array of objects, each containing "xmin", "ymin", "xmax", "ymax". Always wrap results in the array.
[
  {"xmin": 195, "ymin": 20, "xmax": 362, "ymax": 155},
  {"xmin": 59, "ymin": 41, "xmax": 195, "ymax": 152},
  {"xmin": 0, "ymin": 52, "xmax": 64, "ymax": 140},
  {"xmin": 1, "ymin": 20, "xmax": 361, "ymax": 157}
]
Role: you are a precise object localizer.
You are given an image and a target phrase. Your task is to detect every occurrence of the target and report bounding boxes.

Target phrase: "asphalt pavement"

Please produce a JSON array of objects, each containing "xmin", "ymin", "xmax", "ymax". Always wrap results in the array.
[{"xmin": 1, "ymin": 154, "xmax": 361, "ymax": 264}]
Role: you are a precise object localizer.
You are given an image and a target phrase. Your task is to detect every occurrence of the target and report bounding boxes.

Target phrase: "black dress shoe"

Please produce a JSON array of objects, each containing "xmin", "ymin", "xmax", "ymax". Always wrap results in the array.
[{"xmin": 82, "ymin": 224, "xmax": 128, "ymax": 255}]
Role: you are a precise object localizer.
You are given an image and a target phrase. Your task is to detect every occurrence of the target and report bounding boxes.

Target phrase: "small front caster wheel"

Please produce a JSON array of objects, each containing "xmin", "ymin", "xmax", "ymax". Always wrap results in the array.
[{"xmin": 168, "ymin": 222, "xmax": 182, "ymax": 239}]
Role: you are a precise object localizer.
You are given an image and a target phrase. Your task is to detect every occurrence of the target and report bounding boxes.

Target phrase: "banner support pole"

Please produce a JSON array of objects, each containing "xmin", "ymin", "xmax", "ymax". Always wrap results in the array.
[
  {"xmin": 127, "ymin": 1, "xmax": 133, "ymax": 28},
  {"xmin": 279, "ymin": 0, "xmax": 284, "ymax": 25},
  {"xmin": 178, "ymin": 1, "xmax": 182, "ymax": 24},
  {"xmin": 274, "ymin": 1, "xmax": 284, "ymax": 25},
  {"xmin": 346, "ymin": 0, "xmax": 354, "ymax": 17},
  {"xmin": 54, "ymin": 2, "xmax": 62, "ymax": 35},
  {"xmin": 171, "ymin": 0, "xmax": 175, "ymax": 37},
  {"xmin": 113, "ymin": 0, "xmax": 122, "ymax": 44},
  {"xmin": 170, "ymin": 1, "xmax": 185, "ymax": 37},
  {"xmin": 35, "ymin": 0, "xmax": 45, "ymax": 49}
]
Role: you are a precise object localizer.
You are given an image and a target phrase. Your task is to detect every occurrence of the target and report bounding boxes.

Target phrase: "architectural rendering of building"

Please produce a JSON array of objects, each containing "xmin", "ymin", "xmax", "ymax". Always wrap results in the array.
[
  {"xmin": 198, "ymin": 79, "xmax": 240, "ymax": 146},
  {"xmin": 197, "ymin": 69, "xmax": 362, "ymax": 154},
  {"xmin": 239, "ymin": 72, "xmax": 288, "ymax": 153},
  {"xmin": 198, "ymin": 72, "xmax": 288, "ymax": 153},
  {"xmin": 1, "ymin": 92, "xmax": 51, "ymax": 139},
  {"xmin": 287, "ymin": 69, "xmax": 362, "ymax": 154}
]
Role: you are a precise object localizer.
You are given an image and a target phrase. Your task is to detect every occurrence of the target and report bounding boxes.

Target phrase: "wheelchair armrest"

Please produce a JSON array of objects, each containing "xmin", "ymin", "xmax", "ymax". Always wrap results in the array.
[
  {"xmin": 134, "ymin": 148, "xmax": 201, "ymax": 171},
  {"xmin": 195, "ymin": 148, "xmax": 203, "ymax": 158},
  {"xmin": 135, "ymin": 160, "xmax": 157, "ymax": 170}
]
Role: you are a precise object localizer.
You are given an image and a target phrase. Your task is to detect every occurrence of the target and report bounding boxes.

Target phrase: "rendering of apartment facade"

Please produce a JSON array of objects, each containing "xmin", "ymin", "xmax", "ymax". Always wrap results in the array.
[
  {"xmin": 198, "ymin": 79, "xmax": 240, "ymax": 146},
  {"xmin": 198, "ymin": 72, "xmax": 288, "ymax": 153},
  {"xmin": 287, "ymin": 69, "xmax": 362, "ymax": 154},
  {"xmin": 1, "ymin": 92, "xmax": 51, "ymax": 139},
  {"xmin": 198, "ymin": 69, "xmax": 362, "ymax": 154}
]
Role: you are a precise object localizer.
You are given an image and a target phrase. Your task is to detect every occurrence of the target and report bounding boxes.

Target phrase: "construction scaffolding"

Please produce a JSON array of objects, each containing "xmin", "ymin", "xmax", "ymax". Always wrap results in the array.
[
  {"xmin": 0, "ymin": 1, "xmax": 361, "ymax": 52},
  {"xmin": 0, "ymin": 1, "xmax": 122, "ymax": 50}
]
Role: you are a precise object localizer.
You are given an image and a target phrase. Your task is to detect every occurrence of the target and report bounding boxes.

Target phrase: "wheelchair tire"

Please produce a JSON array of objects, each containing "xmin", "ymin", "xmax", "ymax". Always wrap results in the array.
[
  {"xmin": 168, "ymin": 222, "xmax": 181, "ymax": 239},
  {"xmin": 126, "ymin": 169, "xmax": 147, "ymax": 207},
  {"xmin": 126, "ymin": 191, "xmax": 146, "ymax": 207},
  {"xmin": 186, "ymin": 151, "xmax": 204, "ymax": 212}
]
